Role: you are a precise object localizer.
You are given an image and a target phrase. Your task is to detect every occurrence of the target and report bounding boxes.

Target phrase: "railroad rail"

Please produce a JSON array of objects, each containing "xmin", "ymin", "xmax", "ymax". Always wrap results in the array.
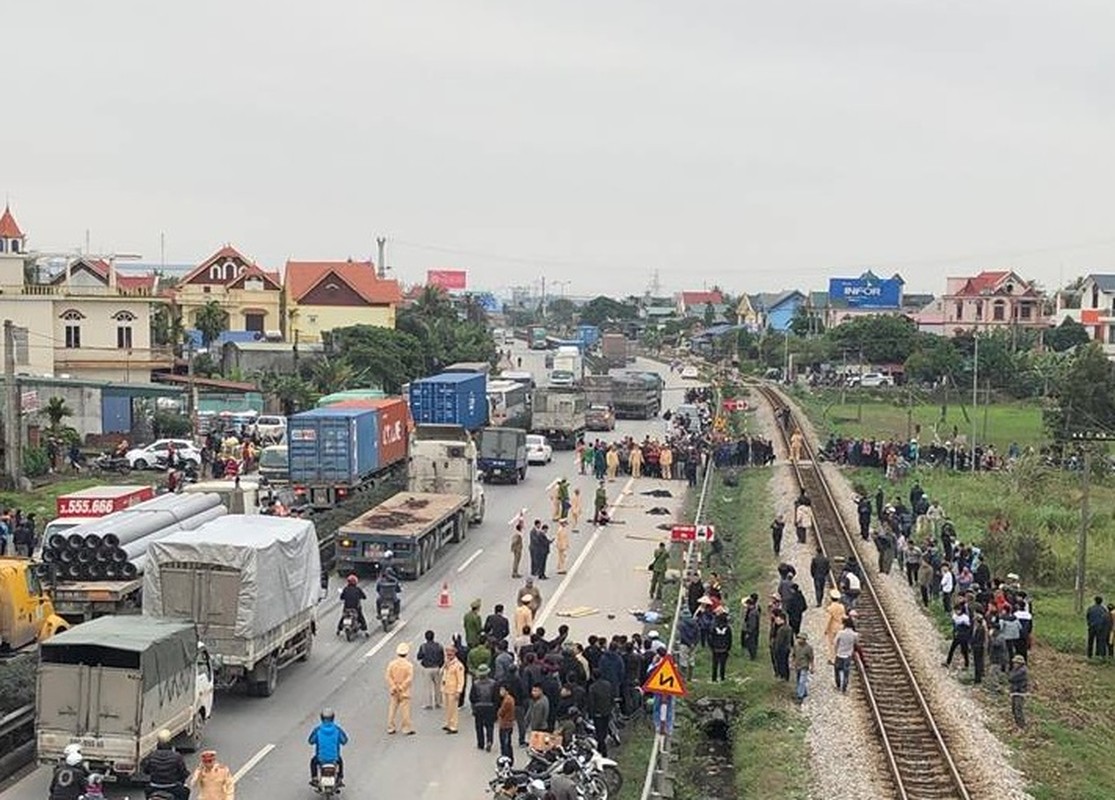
[{"xmin": 756, "ymin": 384, "xmax": 971, "ymax": 800}]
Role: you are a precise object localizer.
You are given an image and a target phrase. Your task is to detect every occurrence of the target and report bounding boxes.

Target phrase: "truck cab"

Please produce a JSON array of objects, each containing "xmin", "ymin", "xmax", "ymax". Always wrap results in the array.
[
  {"xmin": 0, "ymin": 558, "xmax": 69, "ymax": 652},
  {"xmin": 408, "ymin": 425, "xmax": 486, "ymax": 524},
  {"xmin": 477, "ymin": 427, "xmax": 528, "ymax": 484},
  {"xmin": 184, "ymin": 479, "xmax": 262, "ymax": 514}
]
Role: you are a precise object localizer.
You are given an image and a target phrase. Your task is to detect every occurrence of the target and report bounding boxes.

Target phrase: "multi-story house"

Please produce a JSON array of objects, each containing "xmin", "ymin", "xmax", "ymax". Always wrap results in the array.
[
  {"xmin": 171, "ymin": 245, "xmax": 284, "ymax": 337},
  {"xmin": 284, "ymin": 259, "xmax": 401, "ymax": 343},
  {"xmin": 0, "ymin": 206, "xmax": 171, "ymax": 383},
  {"xmin": 942, "ymin": 270, "xmax": 1045, "ymax": 333},
  {"xmin": 1061, "ymin": 274, "xmax": 1115, "ymax": 355}
]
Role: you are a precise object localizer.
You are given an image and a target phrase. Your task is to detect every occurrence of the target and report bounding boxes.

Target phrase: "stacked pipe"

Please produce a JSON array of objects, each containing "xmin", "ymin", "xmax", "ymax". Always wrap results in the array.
[{"xmin": 36, "ymin": 493, "xmax": 226, "ymax": 582}]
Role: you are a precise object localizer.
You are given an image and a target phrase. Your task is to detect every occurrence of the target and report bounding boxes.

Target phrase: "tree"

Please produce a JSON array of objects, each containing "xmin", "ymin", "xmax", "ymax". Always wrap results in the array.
[
  {"xmin": 789, "ymin": 305, "xmax": 825, "ymax": 337},
  {"xmin": 827, "ymin": 315, "xmax": 918, "ymax": 364},
  {"xmin": 309, "ymin": 357, "xmax": 366, "ymax": 395},
  {"xmin": 577, "ymin": 296, "xmax": 637, "ymax": 327},
  {"xmin": 257, "ymin": 371, "xmax": 317, "ymax": 416},
  {"xmin": 325, "ymin": 325, "xmax": 428, "ymax": 393},
  {"xmin": 41, "ymin": 396, "xmax": 78, "ymax": 444},
  {"xmin": 1045, "ymin": 318, "xmax": 1091, "ymax": 353},
  {"xmin": 152, "ymin": 306, "xmax": 186, "ymax": 354},
  {"xmin": 1044, "ymin": 342, "xmax": 1115, "ymax": 438},
  {"xmin": 194, "ymin": 300, "xmax": 229, "ymax": 347},
  {"xmin": 703, "ymin": 302, "xmax": 716, "ymax": 327},
  {"xmin": 546, "ymin": 297, "xmax": 577, "ymax": 327}
]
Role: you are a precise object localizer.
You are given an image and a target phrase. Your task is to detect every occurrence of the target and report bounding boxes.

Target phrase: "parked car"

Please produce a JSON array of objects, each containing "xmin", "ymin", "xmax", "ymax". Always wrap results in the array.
[
  {"xmin": 254, "ymin": 415, "xmax": 287, "ymax": 442},
  {"xmin": 526, "ymin": 434, "xmax": 553, "ymax": 465},
  {"xmin": 680, "ymin": 365, "xmax": 700, "ymax": 380},
  {"xmin": 846, "ymin": 372, "xmax": 894, "ymax": 388},
  {"xmin": 586, "ymin": 404, "xmax": 616, "ymax": 432},
  {"xmin": 125, "ymin": 439, "xmax": 202, "ymax": 470}
]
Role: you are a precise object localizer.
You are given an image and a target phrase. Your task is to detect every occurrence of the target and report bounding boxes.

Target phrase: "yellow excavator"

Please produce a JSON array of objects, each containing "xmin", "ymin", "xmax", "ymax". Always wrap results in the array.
[{"xmin": 0, "ymin": 556, "xmax": 69, "ymax": 652}]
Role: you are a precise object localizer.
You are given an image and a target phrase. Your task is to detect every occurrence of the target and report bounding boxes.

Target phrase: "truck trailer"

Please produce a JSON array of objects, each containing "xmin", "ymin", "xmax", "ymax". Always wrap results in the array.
[
  {"xmin": 530, "ymin": 388, "xmax": 587, "ymax": 450},
  {"xmin": 143, "ymin": 515, "xmax": 321, "ymax": 697},
  {"xmin": 601, "ymin": 332, "xmax": 630, "ymax": 368}
]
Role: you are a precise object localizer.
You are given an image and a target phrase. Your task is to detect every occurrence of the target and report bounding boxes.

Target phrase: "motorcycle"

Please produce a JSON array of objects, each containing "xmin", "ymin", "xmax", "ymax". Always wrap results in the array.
[
  {"xmin": 92, "ymin": 453, "xmax": 131, "ymax": 474},
  {"xmin": 376, "ymin": 597, "xmax": 399, "ymax": 632},
  {"xmin": 340, "ymin": 608, "xmax": 364, "ymax": 642},
  {"xmin": 314, "ymin": 762, "xmax": 342, "ymax": 796}
]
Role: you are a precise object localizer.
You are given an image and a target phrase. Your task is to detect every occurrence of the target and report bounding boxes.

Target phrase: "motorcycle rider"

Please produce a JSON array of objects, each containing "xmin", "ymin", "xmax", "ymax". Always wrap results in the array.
[
  {"xmin": 375, "ymin": 559, "xmax": 402, "ymax": 621},
  {"xmin": 49, "ymin": 748, "xmax": 88, "ymax": 800},
  {"xmin": 308, "ymin": 708, "xmax": 348, "ymax": 788},
  {"xmin": 140, "ymin": 729, "xmax": 190, "ymax": 799},
  {"xmin": 337, "ymin": 574, "xmax": 368, "ymax": 635}
]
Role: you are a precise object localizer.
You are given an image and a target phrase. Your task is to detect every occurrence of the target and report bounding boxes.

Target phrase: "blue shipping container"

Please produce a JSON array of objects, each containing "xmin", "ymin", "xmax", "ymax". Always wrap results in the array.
[
  {"xmin": 408, "ymin": 372, "xmax": 488, "ymax": 430},
  {"xmin": 287, "ymin": 407, "xmax": 380, "ymax": 485},
  {"xmin": 576, "ymin": 325, "xmax": 601, "ymax": 347}
]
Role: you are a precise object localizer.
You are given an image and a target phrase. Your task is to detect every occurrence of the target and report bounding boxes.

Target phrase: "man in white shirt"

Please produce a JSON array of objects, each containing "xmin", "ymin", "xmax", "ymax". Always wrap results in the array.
[{"xmin": 833, "ymin": 619, "xmax": 860, "ymax": 693}]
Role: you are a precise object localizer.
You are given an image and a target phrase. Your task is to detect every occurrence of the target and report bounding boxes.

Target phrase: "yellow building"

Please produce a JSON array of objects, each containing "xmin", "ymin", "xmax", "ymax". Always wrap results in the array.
[
  {"xmin": 284, "ymin": 259, "xmax": 401, "ymax": 343},
  {"xmin": 0, "ymin": 207, "xmax": 172, "ymax": 383},
  {"xmin": 172, "ymin": 245, "xmax": 284, "ymax": 337}
]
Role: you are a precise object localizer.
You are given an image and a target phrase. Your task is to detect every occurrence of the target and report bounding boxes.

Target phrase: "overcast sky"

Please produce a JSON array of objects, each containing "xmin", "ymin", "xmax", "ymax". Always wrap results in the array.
[{"xmin": 5, "ymin": 1, "xmax": 1115, "ymax": 297}]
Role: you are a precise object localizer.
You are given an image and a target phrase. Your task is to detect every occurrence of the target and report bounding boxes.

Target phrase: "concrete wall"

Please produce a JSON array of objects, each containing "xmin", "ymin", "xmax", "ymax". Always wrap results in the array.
[{"xmin": 289, "ymin": 304, "xmax": 395, "ymax": 343}]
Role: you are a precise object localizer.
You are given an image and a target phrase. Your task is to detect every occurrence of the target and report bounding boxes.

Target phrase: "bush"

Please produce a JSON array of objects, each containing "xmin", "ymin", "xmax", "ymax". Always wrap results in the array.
[
  {"xmin": 153, "ymin": 410, "xmax": 192, "ymax": 438},
  {"xmin": 22, "ymin": 446, "xmax": 49, "ymax": 478}
]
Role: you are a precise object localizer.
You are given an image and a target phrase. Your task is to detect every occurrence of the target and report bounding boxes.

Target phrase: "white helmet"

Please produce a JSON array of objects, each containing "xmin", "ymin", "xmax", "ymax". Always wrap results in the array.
[
  {"xmin": 63, "ymin": 743, "xmax": 82, "ymax": 757},
  {"xmin": 65, "ymin": 751, "xmax": 83, "ymax": 766}
]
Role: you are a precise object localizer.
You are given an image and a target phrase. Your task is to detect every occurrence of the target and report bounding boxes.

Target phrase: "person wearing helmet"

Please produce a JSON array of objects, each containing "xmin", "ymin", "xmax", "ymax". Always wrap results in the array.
[
  {"xmin": 49, "ymin": 749, "xmax": 88, "ymax": 800},
  {"xmin": 337, "ymin": 574, "xmax": 368, "ymax": 635},
  {"xmin": 309, "ymin": 708, "xmax": 349, "ymax": 787},
  {"xmin": 375, "ymin": 556, "xmax": 403, "ymax": 620},
  {"xmin": 140, "ymin": 729, "xmax": 189, "ymax": 799},
  {"xmin": 189, "ymin": 749, "xmax": 235, "ymax": 800}
]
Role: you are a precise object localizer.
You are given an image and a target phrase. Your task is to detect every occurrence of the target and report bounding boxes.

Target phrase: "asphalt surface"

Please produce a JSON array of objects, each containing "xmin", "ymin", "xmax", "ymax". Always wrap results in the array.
[{"xmin": 6, "ymin": 343, "xmax": 699, "ymax": 800}]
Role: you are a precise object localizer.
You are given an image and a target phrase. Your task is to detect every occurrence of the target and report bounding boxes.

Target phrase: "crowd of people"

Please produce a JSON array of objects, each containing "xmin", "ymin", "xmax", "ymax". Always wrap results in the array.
[{"xmin": 821, "ymin": 433, "xmax": 1028, "ymax": 474}]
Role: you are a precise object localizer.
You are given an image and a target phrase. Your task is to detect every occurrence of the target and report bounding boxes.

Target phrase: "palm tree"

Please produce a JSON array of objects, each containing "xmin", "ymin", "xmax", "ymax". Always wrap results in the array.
[
  {"xmin": 309, "ymin": 357, "xmax": 366, "ymax": 394},
  {"xmin": 43, "ymin": 397, "xmax": 73, "ymax": 431},
  {"xmin": 194, "ymin": 300, "xmax": 229, "ymax": 347}
]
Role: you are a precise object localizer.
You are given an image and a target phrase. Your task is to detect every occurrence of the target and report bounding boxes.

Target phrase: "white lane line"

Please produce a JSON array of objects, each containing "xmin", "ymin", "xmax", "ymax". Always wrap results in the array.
[
  {"xmin": 536, "ymin": 476, "xmax": 635, "ymax": 627},
  {"xmin": 361, "ymin": 619, "xmax": 409, "ymax": 660},
  {"xmin": 457, "ymin": 548, "xmax": 484, "ymax": 573},
  {"xmin": 233, "ymin": 743, "xmax": 275, "ymax": 782}
]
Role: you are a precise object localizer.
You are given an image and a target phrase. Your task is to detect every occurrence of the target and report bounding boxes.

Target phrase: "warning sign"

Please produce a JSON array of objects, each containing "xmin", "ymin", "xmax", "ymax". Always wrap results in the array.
[
  {"xmin": 641, "ymin": 654, "xmax": 688, "ymax": 697},
  {"xmin": 670, "ymin": 524, "xmax": 716, "ymax": 543}
]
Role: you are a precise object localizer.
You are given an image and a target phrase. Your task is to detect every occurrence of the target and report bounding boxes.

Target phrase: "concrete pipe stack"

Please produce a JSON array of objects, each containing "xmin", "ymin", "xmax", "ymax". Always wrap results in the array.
[{"xmin": 36, "ymin": 493, "xmax": 227, "ymax": 582}]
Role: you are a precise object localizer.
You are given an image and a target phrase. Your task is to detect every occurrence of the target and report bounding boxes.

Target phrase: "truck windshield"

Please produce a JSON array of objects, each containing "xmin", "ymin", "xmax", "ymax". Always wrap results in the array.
[
  {"xmin": 481, "ymin": 430, "xmax": 520, "ymax": 458},
  {"xmin": 260, "ymin": 447, "xmax": 287, "ymax": 469}
]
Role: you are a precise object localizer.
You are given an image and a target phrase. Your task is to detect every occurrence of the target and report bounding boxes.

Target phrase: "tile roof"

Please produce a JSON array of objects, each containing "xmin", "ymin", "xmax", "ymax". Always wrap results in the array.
[
  {"xmin": 179, "ymin": 244, "xmax": 279, "ymax": 287},
  {"xmin": 49, "ymin": 258, "xmax": 156, "ymax": 291},
  {"xmin": 679, "ymin": 290, "xmax": 724, "ymax": 307},
  {"xmin": 954, "ymin": 270, "xmax": 1010, "ymax": 296},
  {"xmin": 0, "ymin": 204, "xmax": 22, "ymax": 239},
  {"xmin": 285, "ymin": 259, "xmax": 402, "ymax": 305}
]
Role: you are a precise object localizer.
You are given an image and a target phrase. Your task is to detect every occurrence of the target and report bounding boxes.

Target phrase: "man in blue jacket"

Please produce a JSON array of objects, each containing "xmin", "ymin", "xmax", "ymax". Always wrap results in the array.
[{"xmin": 309, "ymin": 708, "xmax": 349, "ymax": 787}]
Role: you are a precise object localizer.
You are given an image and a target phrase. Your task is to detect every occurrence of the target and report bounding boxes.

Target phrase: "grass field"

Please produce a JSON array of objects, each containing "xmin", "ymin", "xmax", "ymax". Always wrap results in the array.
[
  {"xmin": 793, "ymin": 397, "xmax": 1115, "ymax": 799},
  {"xmin": 0, "ymin": 476, "xmax": 110, "ymax": 519},
  {"xmin": 792, "ymin": 387, "xmax": 1047, "ymax": 451}
]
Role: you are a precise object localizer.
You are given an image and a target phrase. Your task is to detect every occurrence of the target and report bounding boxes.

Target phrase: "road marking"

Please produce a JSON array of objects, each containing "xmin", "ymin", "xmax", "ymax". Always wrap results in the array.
[
  {"xmin": 233, "ymin": 743, "xmax": 275, "ymax": 782},
  {"xmin": 361, "ymin": 618, "xmax": 409, "ymax": 659},
  {"xmin": 536, "ymin": 476, "xmax": 634, "ymax": 627},
  {"xmin": 457, "ymin": 548, "xmax": 484, "ymax": 573}
]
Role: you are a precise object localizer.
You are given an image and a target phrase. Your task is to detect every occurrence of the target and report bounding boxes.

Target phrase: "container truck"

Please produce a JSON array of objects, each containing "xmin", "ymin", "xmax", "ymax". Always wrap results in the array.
[
  {"xmin": 407, "ymin": 424, "xmax": 486, "ymax": 524},
  {"xmin": 144, "ymin": 515, "xmax": 321, "ymax": 697},
  {"xmin": 35, "ymin": 615, "xmax": 214, "ymax": 777},
  {"xmin": 477, "ymin": 427, "xmax": 529, "ymax": 484},
  {"xmin": 528, "ymin": 325, "xmax": 548, "ymax": 350},
  {"xmin": 408, "ymin": 372, "xmax": 488, "ymax": 431},
  {"xmin": 334, "ymin": 492, "xmax": 472, "ymax": 580},
  {"xmin": 530, "ymin": 388, "xmax": 587, "ymax": 450},
  {"xmin": 601, "ymin": 332, "xmax": 630, "ymax": 368},
  {"xmin": 487, "ymin": 378, "xmax": 531, "ymax": 429},
  {"xmin": 288, "ymin": 399, "xmax": 410, "ymax": 509}
]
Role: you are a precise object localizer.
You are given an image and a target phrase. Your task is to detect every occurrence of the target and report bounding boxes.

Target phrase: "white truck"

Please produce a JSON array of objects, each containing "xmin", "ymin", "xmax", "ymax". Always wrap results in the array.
[
  {"xmin": 36, "ymin": 615, "xmax": 214, "ymax": 778},
  {"xmin": 143, "ymin": 516, "xmax": 321, "ymax": 698},
  {"xmin": 551, "ymin": 345, "xmax": 584, "ymax": 387},
  {"xmin": 407, "ymin": 425, "xmax": 486, "ymax": 525}
]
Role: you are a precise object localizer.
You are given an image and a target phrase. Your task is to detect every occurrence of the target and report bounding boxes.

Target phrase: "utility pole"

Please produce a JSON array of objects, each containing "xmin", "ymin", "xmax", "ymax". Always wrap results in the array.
[
  {"xmin": 971, "ymin": 334, "xmax": 979, "ymax": 471},
  {"xmin": 856, "ymin": 347, "xmax": 864, "ymax": 423},
  {"xmin": 1077, "ymin": 446, "xmax": 1091, "ymax": 615},
  {"xmin": 539, "ymin": 276, "xmax": 547, "ymax": 319},
  {"xmin": 3, "ymin": 321, "xmax": 21, "ymax": 489},
  {"xmin": 906, "ymin": 385, "xmax": 913, "ymax": 441}
]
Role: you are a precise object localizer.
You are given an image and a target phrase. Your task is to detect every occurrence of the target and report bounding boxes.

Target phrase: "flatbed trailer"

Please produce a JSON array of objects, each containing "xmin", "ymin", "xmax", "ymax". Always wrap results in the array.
[
  {"xmin": 334, "ymin": 491, "xmax": 470, "ymax": 580},
  {"xmin": 46, "ymin": 577, "xmax": 144, "ymax": 624}
]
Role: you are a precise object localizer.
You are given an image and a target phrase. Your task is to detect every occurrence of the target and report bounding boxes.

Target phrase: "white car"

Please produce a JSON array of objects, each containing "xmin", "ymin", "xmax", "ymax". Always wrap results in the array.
[
  {"xmin": 680, "ymin": 365, "xmax": 700, "ymax": 380},
  {"xmin": 847, "ymin": 372, "xmax": 894, "ymax": 388},
  {"xmin": 526, "ymin": 435, "xmax": 553, "ymax": 465},
  {"xmin": 126, "ymin": 439, "xmax": 202, "ymax": 470},
  {"xmin": 254, "ymin": 415, "xmax": 287, "ymax": 442}
]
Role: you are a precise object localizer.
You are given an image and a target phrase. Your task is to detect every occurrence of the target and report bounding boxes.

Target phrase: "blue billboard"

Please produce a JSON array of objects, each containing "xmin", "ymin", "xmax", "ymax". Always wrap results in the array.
[{"xmin": 828, "ymin": 277, "xmax": 902, "ymax": 309}]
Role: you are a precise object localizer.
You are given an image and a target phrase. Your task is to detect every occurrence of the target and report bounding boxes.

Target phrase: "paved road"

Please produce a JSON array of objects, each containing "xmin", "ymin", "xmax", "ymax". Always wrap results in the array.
[{"xmin": 6, "ymin": 343, "xmax": 699, "ymax": 800}]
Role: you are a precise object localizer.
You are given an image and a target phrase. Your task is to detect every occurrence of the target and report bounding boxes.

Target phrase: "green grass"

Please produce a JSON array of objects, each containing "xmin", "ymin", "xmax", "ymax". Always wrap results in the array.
[
  {"xmin": 792, "ymin": 396, "xmax": 1115, "ymax": 799},
  {"xmin": 0, "ymin": 476, "xmax": 111, "ymax": 520},
  {"xmin": 792, "ymin": 386, "xmax": 1046, "ymax": 451}
]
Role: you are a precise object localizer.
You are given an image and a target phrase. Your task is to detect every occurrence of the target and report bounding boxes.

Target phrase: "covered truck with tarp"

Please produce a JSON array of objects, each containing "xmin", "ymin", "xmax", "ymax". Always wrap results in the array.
[
  {"xmin": 36, "ymin": 615, "xmax": 214, "ymax": 777},
  {"xmin": 143, "ymin": 515, "xmax": 320, "ymax": 697}
]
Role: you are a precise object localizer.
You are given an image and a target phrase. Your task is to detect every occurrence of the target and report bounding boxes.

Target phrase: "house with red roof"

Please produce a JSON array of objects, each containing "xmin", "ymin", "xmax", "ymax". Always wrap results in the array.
[
  {"xmin": 941, "ymin": 270, "xmax": 1046, "ymax": 332},
  {"xmin": 284, "ymin": 258, "xmax": 402, "ymax": 343},
  {"xmin": 676, "ymin": 290, "xmax": 727, "ymax": 318},
  {"xmin": 171, "ymin": 245, "xmax": 284, "ymax": 338}
]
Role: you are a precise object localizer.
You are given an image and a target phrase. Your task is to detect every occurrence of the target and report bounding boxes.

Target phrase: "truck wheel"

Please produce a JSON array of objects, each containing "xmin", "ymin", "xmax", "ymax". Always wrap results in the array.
[
  {"xmin": 298, "ymin": 630, "xmax": 314, "ymax": 662},
  {"xmin": 252, "ymin": 655, "xmax": 279, "ymax": 698},
  {"xmin": 180, "ymin": 711, "xmax": 206, "ymax": 752}
]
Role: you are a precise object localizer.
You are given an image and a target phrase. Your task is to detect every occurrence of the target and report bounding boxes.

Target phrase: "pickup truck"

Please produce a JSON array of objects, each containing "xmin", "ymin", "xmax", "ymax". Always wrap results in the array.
[{"xmin": 36, "ymin": 615, "xmax": 214, "ymax": 777}]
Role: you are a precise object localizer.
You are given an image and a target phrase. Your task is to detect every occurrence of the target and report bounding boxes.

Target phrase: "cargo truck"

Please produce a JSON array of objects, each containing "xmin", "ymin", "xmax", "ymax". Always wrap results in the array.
[
  {"xmin": 550, "ymin": 346, "xmax": 583, "ymax": 388},
  {"xmin": 528, "ymin": 325, "xmax": 548, "ymax": 350},
  {"xmin": 407, "ymin": 424, "xmax": 485, "ymax": 524},
  {"xmin": 530, "ymin": 388, "xmax": 587, "ymax": 449},
  {"xmin": 288, "ymin": 398, "xmax": 410, "ymax": 509},
  {"xmin": 334, "ymin": 492, "xmax": 471, "ymax": 579},
  {"xmin": 36, "ymin": 615, "xmax": 214, "ymax": 777},
  {"xmin": 42, "ymin": 485, "xmax": 156, "ymax": 548},
  {"xmin": 601, "ymin": 332, "xmax": 630, "ymax": 368},
  {"xmin": 144, "ymin": 515, "xmax": 321, "ymax": 697},
  {"xmin": 487, "ymin": 378, "xmax": 531, "ymax": 429},
  {"xmin": 477, "ymin": 427, "xmax": 529, "ymax": 484},
  {"xmin": 612, "ymin": 372, "xmax": 663, "ymax": 419},
  {"xmin": 408, "ymin": 372, "xmax": 488, "ymax": 431}
]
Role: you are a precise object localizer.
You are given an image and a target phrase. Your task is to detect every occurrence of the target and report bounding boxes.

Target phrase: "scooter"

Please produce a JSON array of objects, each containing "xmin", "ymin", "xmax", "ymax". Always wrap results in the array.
[
  {"xmin": 340, "ymin": 608, "xmax": 365, "ymax": 642},
  {"xmin": 376, "ymin": 597, "xmax": 399, "ymax": 632},
  {"xmin": 314, "ymin": 762, "xmax": 342, "ymax": 796}
]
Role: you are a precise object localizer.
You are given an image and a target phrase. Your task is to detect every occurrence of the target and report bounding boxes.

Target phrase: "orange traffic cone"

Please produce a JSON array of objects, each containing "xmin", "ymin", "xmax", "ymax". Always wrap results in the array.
[{"xmin": 437, "ymin": 582, "xmax": 452, "ymax": 608}]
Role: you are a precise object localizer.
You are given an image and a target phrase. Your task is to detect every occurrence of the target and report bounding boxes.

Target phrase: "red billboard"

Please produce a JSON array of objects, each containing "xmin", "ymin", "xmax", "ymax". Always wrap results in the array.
[{"xmin": 427, "ymin": 269, "xmax": 467, "ymax": 291}]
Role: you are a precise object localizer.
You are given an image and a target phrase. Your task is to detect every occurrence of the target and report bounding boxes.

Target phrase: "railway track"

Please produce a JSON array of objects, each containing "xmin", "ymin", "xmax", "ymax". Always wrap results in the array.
[{"xmin": 756, "ymin": 384, "xmax": 971, "ymax": 800}]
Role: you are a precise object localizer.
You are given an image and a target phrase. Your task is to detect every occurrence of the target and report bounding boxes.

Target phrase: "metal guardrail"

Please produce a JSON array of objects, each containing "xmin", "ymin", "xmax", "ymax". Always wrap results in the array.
[
  {"xmin": 638, "ymin": 441, "xmax": 717, "ymax": 800},
  {"xmin": 0, "ymin": 704, "xmax": 36, "ymax": 782},
  {"xmin": 0, "ymin": 704, "xmax": 33, "ymax": 740}
]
